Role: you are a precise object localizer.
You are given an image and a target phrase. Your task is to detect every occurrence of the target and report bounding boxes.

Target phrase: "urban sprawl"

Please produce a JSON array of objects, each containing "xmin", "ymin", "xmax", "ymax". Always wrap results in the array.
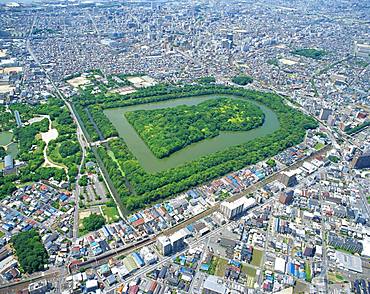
[{"xmin": 0, "ymin": 1, "xmax": 369, "ymax": 294}]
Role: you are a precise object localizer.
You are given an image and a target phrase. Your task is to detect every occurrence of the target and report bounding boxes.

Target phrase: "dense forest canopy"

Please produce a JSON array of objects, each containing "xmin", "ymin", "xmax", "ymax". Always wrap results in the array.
[
  {"xmin": 11, "ymin": 230, "xmax": 48, "ymax": 274},
  {"xmin": 291, "ymin": 48, "xmax": 327, "ymax": 59},
  {"xmin": 125, "ymin": 98, "xmax": 265, "ymax": 158},
  {"xmin": 82, "ymin": 213, "xmax": 106, "ymax": 232}
]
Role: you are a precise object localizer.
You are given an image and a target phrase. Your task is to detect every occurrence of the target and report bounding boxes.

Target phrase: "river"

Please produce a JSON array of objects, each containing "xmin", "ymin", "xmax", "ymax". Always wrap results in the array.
[{"xmin": 104, "ymin": 94, "xmax": 280, "ymax": 173}]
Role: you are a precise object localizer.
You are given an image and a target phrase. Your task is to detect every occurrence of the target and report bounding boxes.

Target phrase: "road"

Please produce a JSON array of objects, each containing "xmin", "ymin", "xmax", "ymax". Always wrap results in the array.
[
  {"xmin": 0, "ymin": 268, "xmax": 63, "ymax": 294},
  {"xmin": 26, "ymin": 16, "xmax": 105, "ymax": 242}
]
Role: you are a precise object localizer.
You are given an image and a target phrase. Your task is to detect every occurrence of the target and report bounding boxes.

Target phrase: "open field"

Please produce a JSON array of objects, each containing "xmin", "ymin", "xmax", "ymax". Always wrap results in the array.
[
  {"xmin": 214, "ymin": 257, "xmax": 229, "ymax": 277},
  {"xmin": 242, "ymin": 264, "xmax": 257, "ymax": 288},
  {"xmin": 250, "ymin": 249, "xmax": 264, "ymax": 267},
  {"xmin": 101, "ymin": 205, "xmax": 120, "ymax": 223},
  {"xmin": 67, "ymin": 76, "xmax": 90, "ymax": 88}
]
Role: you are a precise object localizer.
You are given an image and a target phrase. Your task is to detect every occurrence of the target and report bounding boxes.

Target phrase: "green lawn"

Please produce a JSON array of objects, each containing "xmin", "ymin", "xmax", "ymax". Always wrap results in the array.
[
  {"xmin": 0, "ymin": 231, "xmax": 5, "ymax": 238},
  {"xmin": 107, "ymin": 150, "xmax": 126, "ymax": 176},
  {"xmin": 250, "ymin": 249, "xmax": 264, "ymax": 267},
  {"xmin": 328, "ymin": 272, "xmax": 346, "ymax": 284},
  {"xmin": 101, "ymin": 205, "xmax": 120, "ymax": 223},
  {"xmin": 214, "ymin": 257, "xmax": 229, "ymax": 277},
  {"xmin": 305, "ymin": 261, "xmax": 312, "ymax": 282},
  {"xmin": 314, "ymin": 142, "xmax": 325, "ymax": 150},
  {"xmin": 242, "ymin": 264, "xmax": 257, "ymax": 277}
]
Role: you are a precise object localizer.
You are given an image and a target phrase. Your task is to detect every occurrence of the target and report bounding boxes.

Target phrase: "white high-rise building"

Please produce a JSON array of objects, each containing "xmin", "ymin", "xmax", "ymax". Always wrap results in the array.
[{"xmin": 220, "ymin": 197, "xmax": 256, "ymax": 219}]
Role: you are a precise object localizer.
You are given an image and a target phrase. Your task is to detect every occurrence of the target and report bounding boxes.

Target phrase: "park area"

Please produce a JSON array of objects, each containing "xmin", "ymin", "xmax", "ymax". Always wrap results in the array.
[{"xmin": 76, "ymin": 85, "xmax": 317, "ymax": 211}]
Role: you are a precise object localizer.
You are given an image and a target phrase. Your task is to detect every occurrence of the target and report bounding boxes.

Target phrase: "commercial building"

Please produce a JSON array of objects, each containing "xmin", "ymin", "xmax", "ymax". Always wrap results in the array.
[
  {"xmin": 156, "ymin": 229, "xmax": 188, "ymax": 256},
  {"xmin": 351, "ymin": 150, "xmax": 370, "ymax": 169},
  {"xmin": 220, "ymin": 197, "xmax": 256, "ymax": 220},
  {"xmin": 28, "ymin": 280, "xmax": 48, "ymax": 294},
  {"xmin": 203, "ymin": 275, "xmax": 228, "ymax": 294},
  {"xmin": 280, "ymin": 171, "xmax": 298, "ymax": 187},
  {"xmin": 335, "ymin": 251, "xmax": 363, "ymax": 273},
  {"xmin": 354, "ymin": 42, "xmax": 370, "ymax": 59},
  {"xmin": 319, "ymin": 108, "xmax": 332, "ymax": 121}
]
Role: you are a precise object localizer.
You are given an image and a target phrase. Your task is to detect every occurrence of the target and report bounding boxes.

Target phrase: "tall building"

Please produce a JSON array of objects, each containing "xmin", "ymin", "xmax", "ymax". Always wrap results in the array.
[
  {"xmin": 354, "ymin": 42, "xmax": 370, "ymax": 59},
  {"xmin": 28, "ymin": 280, "xmax": 48, "ymax": 294},
  {"xmin": 226, "ymin": 33, "xmax": 233, "ymax": 42},
  {"xmin": 156, "ymin": 229, "xmax": 188, "ymax": 256},
  {"xmin": 220, "ymin": 197, "xmax": 256, "ymax": 219},
  {"xmin": 156, "ymin": 236, "xmax": 172, "ymax": 256},
  {"xmin": 221, "ymin": 39, "xmax": 232, "ymax": 49},
  {"xmin": 280, "ymin": 171, "xmax": 298, "ymax": 187},
  {"xmin": 279, "ymin": 191, "xmax": 294, "ymax": 205},
  {"xmin": 319, "ymin": 108, "xmax": 332, "ymax": 121},
  {"xmin": 339, "ymin": 121, "xmax": 351, "ymax": 132},
  {"xmin": 169, "ymin": 230, "xmax": 187, "ymax": 252},
  {"xmin": 351, "ymin": 151, "xmax": 370, "ymax": 169},
  {"xmin": 327, "ymin": 114, "xmax": 337, "ymax": 126},
  {"xmin": 4, "ymin": 155, "xmax": 13, "ymax": 170}
]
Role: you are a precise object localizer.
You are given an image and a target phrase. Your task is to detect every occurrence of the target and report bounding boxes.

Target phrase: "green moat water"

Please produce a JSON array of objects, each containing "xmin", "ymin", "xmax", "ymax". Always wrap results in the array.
[{"xmin": 104, "ymin": 94, "xmax": 280, "ymax": 173}]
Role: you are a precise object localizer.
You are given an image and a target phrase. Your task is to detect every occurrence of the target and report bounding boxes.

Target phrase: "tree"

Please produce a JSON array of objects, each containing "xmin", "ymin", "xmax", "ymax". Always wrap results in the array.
[
  {"xmin": 78, "ymin": 175, "xmax": 89, "ymax": 186},
  {"xmin": 266, "ymin": 159, "xmax": 276, "ymax": 167},
  {"xmin": 0, "ymin": 179, "xmax": 17, "ymax": 199},
  {"xmin": 11, "ymin": 230, "xmax": 48, "ymax": 274},
  {"xmin": 125, "ymin": 98, "xmax": 264, "ymax": 158},
  {"xmin": 81, "ymin": 85, "xmax": 318, "ymax": 211},
  {"xmin": 0, "ymin": 146, "xmax": 6, "ymax": 158},
  {"xmin": 59, "ymin": 141, "xmax": 80, "ymax": 157},
  {"xmin": 197, "ymin": 76, "xmax": 216, "ymax": 84},
  {"xmin": 291, "ymin": 48, "xmax": 327, "ymax": 60},
  {"xmin": 231, "ymin": 75, "xmax": 253, "ymax": 85},
  {"xmin": 82, "ymin": 213, "xmax": 105, "ymax": 232}
]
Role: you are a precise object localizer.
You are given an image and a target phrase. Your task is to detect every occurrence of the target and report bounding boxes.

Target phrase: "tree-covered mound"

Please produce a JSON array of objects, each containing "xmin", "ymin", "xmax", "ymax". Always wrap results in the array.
[
  {"xmin": 291, "ymin": 48, "xmax": 327, "ymax": 60},
  {"xmin": 11, "ymin": 230, "xmax": 48, "ymax": 274},
  {"xmin": 231, "ymin": 75, "xmax": 253, "ymax": 85},
  {"xmin": 72, "ymin": 85, "xmax": 318, "ymax": 211},
  {"xmin": 125, "ymin": 98, "xmax": 265, "ymax": 158}
]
